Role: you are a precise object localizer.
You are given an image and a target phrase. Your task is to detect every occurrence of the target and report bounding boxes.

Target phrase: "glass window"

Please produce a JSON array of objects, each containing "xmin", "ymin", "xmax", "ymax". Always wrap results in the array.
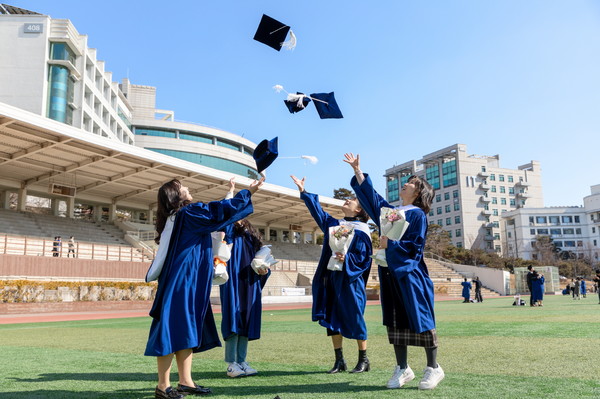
[
  {"xmin": 436, "ymin": 194, "xmax": 441, "ymax": 202},
  {"xmin": 484, "ymin": 204, "xmax": 489, "ymax": 210},
  {"xmin": 444, "ymin": 192, "xmax": 450, "ymax": 200},
  {"xmin": 574, "ymin": 216, "xmax": 580, "ymax": 223},
  {"xmin": 179, "ymin": 132, "xmax": 212, "ymax": 144},
  {"xmin": 448, "ymin": 230, "xmax": 452, "ymax": 238},
  {"xmin": 437, "ymin": 207, "xmax": 442, "ymax": 215},
  {"xmin": 454, "ymin": 203, "xmax": 460, "ymax": 211},
  {"xmin": 554, "ymin": 241, "xmax": 563, "ymax": 247},
  {"xmin": 49, "ymin": 42, "xmax": 76, "ymax": 64},
  {"xmin": 136, "ymin": 128, "xmax": 176, "ymax": 138},
  {"xmin": 500, "ymin": 186, "xmax": 506, "ymax": 193},
  {"xmin": 218, "ymin": 139, "xmax": 240, "ymax": 151},
  {"xmin": 499, "ymin": 175, "xmax": 505, "ymax": 182},
  {"xmin": 493, "ymin": 209, "xmax": 498, "ymax": 216},
  {"xmin": 564, "ymin": 241, "xmax": 576, "ymax": 247},
  {"xmin": 537, "ymin": 229, "xmax": 549, "ymax": 234},
  {"xmin": 577, "ymin": 241, "xmax": 583, "ymax": 247},
  {"xmin": 529, "ymin": 216, "xmax": 534, "ymax": 224},
  {"xmin": 508, "ymin": 176, "xmax": 514, "ymax": 182},
  {"xmin": 445, "ymin": 205, "xmax": 451, "ymax": 213},
  {"xmin": 563, "ymin": 228, "xmax": 574, "ymax": 235},
  {"xmin": 536, "ymin": 216, "xmax": 547, "ymax": 224},
  {"xmin": 575, "ymin": 228, "xmax": 581, "ymax": 234},
  {"xmin": 446, "ymin": 218, "xmax": 452, "ymax": 225},
  {"xmin": 509, "ymin": 187, "xmax": 515, "ymax": 194},
  {"xmin": 550, "ymin": 229, "xmax": 561, "ymax": 235},
  {"xmin": 481, "ymin": 166, "xmax": 486, "ymax": 172},
  {"xmin": 442, "ymin": 158, "xmax": 457, "ymax": 187},
  {"xmin": 429, "ymin": 210, "xmax": 434, "ymax": 216},
  {"xmin": 549, "ymin": 216, "xmax": 560, "ymax": 225},
  {"xmin": 494, "ymin": 233, "xmax": 500, "ymax": 240},
  {"xmin": 501, "ymin": 198, "xmax": 507, "ymax": 205},
  {"xmin": 437, "ymin": 220, "xmax": 443, "ymax": 226},
  {"xmin": 508, "ymin": 232, "xmax": 512, "ymax": 238},
  {"xmin": 490, "ymin": 174, "xmax": 496, "ymax": 181},
  {"xmin": 455, "ymin": 229, "xmax": 461, "ymax": 237},
  {"xmin": 426, "ymin": 164, "xmax": 441, "ymax": 190},
  {"xmin": 530, "ymin": 229, "xmax": 536, "ymax": 235},
  {"xmin": 491, "ymin": 185, "xmax": 497, "ymax": 192},
  {"xmin": 457, "ymin": 242, "xmax": 463, "ymax": 248},
  {"xmin": 492, "ymin": 197, "xmax": 498, "ymax": 204},
  {"xmin": 387, "ymin": 178, "xmax": 399, "ymax": 203},
  {"xmin": 562, "ymin": 216, "xmax": 573, "ymax": 223},
  {"xmin": 510, "ymin": 199, "xmax": 516, "ymax": 206},
  {"xmin": 455, "ymin": 216, "xmax": 461, "ymax": 224},
  {"xmin": 593, "ymin": 227, "xmax": 596, "ymax": 233},
  {"xmin": 453, "ymin": 190, "xmax": 459, "ymax": 198}
]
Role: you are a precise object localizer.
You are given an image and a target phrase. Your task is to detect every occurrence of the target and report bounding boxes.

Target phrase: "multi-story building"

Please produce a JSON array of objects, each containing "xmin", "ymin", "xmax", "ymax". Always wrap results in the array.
[
  {"xmin": 384, "ymin": 144, "xmax": 543, "ymax": 252},
  {"xmin": 503, "ymin": 184, "xmax": 600, "ymax": 263}
]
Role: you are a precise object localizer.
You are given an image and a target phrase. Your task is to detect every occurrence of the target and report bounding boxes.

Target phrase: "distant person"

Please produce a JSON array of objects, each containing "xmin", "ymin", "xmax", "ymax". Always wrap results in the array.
[
  {"xmin": 472, "ymin": 276, "xmax": 483, "ymax": 303},
  {"xmin": 461, "ymin": 278, "xmax": 472, "ymax": 303},
  {"xmin": 291, "ymin": 175, "xmax": 373, "ymax": 375},
  {"xmin": 526, "ymin": 266, "xmax": 536, "ymax": 306},
  {"xmin": 531, "ymin": 272, "xmax": 545, "ymax": 306},
  {"xmin": 580, "ymin": 279, "xmax": 586, "ymax": 298},
  {"xmin": 573, "ymin": 278, "xmax": 581, "ymax": 300},
  {"xmin": 52, "ymin": 236, "xmax": 59, "ymax": 257},
  {"xmin": 593, "ymin": 270, "xmax": 600, "ymax": 304},
  {"xmin": 347, "ymin": 153, "xmax": 444, "ymax": 390},
  {"xmin": 570, "ymin": 279, "xmax": 576, "ymax": 299},
  {"xmin": 67, "ymin": 236, "xmax": 76, "ymax": 258}
]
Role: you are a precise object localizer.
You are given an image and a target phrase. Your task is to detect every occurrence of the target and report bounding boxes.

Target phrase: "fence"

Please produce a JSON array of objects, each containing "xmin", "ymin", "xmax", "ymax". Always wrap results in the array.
[{"xmin": 0, "ymin": 234, "xmax": 147, "ymax": 262}]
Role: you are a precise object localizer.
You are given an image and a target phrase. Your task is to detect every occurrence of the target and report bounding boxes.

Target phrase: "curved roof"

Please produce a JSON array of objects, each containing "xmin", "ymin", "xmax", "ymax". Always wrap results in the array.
[{"xmin": 0, "ymin": 102, "xmax": 344, "ymax": 231}]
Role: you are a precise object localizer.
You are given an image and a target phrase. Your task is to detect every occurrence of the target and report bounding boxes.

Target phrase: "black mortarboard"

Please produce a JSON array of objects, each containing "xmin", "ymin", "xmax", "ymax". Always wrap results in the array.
[
  {"xmin": 253, "ymin": 14, "xmax": 295, "ymax": 51},
  {"xmin": 253, "ymin": 137, "xmax": 279, "ymax": 173},
  {"xmin": 284, "ymin": 92, "xmax": 311, "ymax": 114},
  {"xmin": 310, "ymin": 92, "xmax": 344, "ymax": 119}
]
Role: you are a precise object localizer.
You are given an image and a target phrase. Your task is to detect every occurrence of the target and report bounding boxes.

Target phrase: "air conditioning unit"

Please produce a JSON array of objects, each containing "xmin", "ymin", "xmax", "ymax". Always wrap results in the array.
[
  {"xmin": 289, "ymin": 224, "xmax": 303, "ymax": 232},
  {"xmin": 49, "ymin": 183, "xmax": 76, "ymax": 197}
]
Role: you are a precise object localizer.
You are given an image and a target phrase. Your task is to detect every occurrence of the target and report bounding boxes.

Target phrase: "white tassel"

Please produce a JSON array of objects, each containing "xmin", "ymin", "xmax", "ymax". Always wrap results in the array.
[
  {"xmin": 301, "ymin": 155, "xmax": 318, "ymax": 164},
  {"xmin": 273, "ymin": 84, "xmax": 285, "ymax": 93},
  {"xmin": 281, "ymin": 29, "xmax": 296, "ymax": 50},
  {"xmin": 287, "ymin": 93, "xmax": 307, "ymax": 110}
]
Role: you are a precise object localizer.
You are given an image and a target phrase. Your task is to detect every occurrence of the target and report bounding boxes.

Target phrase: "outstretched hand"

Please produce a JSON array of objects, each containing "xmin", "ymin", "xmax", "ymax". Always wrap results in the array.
[
  {"xmin": 248, "ymin": 177, "xmax": 265, "ymax": 195},
  {"xmin": 228, "ymin": 177, "xmax": 235, "ymax": 192},
  {"xmin": 290, "ymin": 175, "xmax": 306, "ymax": 192},
  {"xmin": 343, "ymin": 153, "xmax": 360, "ymax": 170}
]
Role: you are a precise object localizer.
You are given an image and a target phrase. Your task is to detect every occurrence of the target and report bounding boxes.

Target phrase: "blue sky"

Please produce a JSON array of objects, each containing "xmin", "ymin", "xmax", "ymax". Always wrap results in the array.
[{"xmin": 11, "ymin": 1, "xmax": 600, "ymax": 206}]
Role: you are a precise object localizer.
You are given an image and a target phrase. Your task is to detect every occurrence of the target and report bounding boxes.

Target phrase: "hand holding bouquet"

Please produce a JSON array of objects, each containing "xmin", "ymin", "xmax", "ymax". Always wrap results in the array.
[
  {"xmin": 327, "ymin": 224, "xmax": 355, "ymax": 271},
  {"xmin": 211, "ymin": 231, "xmax": 232, "ymax": 285},
  {"xmin": 372, "ymin": 207, "xmax": 410, "ymax": 267},
  {"xmin": 251, "ymin": 245, "xmax": 278, "ymax": 275}
]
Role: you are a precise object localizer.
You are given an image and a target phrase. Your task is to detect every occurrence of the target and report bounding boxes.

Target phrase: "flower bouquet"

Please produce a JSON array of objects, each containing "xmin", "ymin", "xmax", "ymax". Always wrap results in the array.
[
  {"xmin": 327, "ymin": 224, "xmax": 355, "ymax": 271},
  {"xmin": 251, "ymin": 245, "xmax": 278, "ymax": 274},
  {"xmin": 372, "ymin": 207, "xmax": 410, "ymax": 267},
  {"xmin": 211, "ymin": 231, "xmax": 232, "ymax": 285}
]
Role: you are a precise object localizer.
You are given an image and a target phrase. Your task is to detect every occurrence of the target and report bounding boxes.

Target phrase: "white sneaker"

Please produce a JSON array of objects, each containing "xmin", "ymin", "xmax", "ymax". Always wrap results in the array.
[
  {"xmin": 239, "ymin": 361, "xmax": 258, "ymax": 376},
  {"xmin": 418, "ymin": 364, "xmax": 445, "ymax": 390},
  {"xmin": 386, "ymin": 365, "xmax": 415, "ymax": 389},
  {"xmin": 226, "ymin": 362, "xmax": 245, "ymax": 378}
]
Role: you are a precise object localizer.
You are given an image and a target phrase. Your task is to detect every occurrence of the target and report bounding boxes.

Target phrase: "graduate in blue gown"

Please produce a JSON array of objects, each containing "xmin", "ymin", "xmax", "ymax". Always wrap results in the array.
[
  {"xmin": 145, "ymin": 178, "xmax": 263, "ymax": 399},
  {"xmin": 219, "ymin": 180, "xmax": 271, "ymax": 378},
  {"xmin": 580, "ymin": 279, "xmax": 587, "ymax": 298},
  {"xmin": 461, "ymin": 278, "xmax": 472, "ymax": 303},
  {"xmin": 531, "ymin": 272, "xmax": 545, "ymax": 306},
  {"xmin": 290, "ymin": 175, "xmax": 373, "ymax": 374},
  {"xmin": 345, "ymin": 153, "xmax": 444, "ymax": 391}
]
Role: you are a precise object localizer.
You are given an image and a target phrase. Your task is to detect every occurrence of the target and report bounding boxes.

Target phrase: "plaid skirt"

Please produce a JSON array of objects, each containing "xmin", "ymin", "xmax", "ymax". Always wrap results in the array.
[{"xmin": 387, "ymin": 326, "xmax": 438, "ymax": 348}]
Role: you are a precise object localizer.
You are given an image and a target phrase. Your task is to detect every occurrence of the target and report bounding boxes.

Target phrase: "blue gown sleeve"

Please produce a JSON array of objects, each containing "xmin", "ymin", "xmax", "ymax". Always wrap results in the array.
[
  {"xmin": 344, "ymin": 231, "xmax": 372, "ymax": 283},
  {"xmin": 350, "ymin": 174, "xmax": 392, "ymax": 231},
  {"xmin": 182, "ymin": 189, "xmax": 253, "ymax": 233},
  {"xmin": 385, "ymin": 210, "xmax": 427, "ymax": 278},
  {"xmin": 300, "ymin": 191, "xmax": 338, "ymax": 233}
]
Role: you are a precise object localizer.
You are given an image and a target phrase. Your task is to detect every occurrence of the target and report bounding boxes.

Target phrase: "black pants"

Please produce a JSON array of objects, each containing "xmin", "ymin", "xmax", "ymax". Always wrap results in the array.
[
  {"xmin": 475, "ymin": 289, "xmax": 483, "ymax": 302},
  {"xmin": 528, "ymin": 285, "xmax": 534, "ymax": 306}
]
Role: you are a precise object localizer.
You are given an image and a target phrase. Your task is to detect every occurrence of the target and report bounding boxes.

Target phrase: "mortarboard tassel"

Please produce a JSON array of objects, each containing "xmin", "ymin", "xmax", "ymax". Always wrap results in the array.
[
  {"xmin": 281, "ymin": 30, "xmax": 296, "ymax": 50},
  {"xmin": 279, "ymin": 155, "xmax": 318, "ymax": 165},
  {"xmin": 287, "ymin": 93, "xmax": 308, "ymax": 110}
]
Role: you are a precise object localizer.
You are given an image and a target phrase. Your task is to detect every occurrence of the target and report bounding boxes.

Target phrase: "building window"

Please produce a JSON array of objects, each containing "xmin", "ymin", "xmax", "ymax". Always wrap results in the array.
[
  {"xmin": 426, "ymin": 164, "xmax": 441, "ymax": 190},
  {"xmin": 492, "ymin": 197, "xmax": 498, "ymax": 204},
  {"xmin": 574, "ymin": 216, "xmax": 580, "ymax": 223},
  {"xmin": 448, "ymin": 230, "xmax": 452, "ymax": 238},
  {"xmin": 508, "ymin": 175, "xmax": 514, "ymax": 182},
  {"xmin": 550, "ymin": 228, "xmax": 561, "ymax": 235},
  {"xmin": 179, "ymin": 132, "xmax": 213, "ymax": 144},
  {"xmin": 577, "ymin": 241, "xmax": 583, "ymax": 247},
  {"xmin": 454, "ymin": 203, "xmax": 460, "ymax": 211},
  {"xmin": 484, "ymin": 204, "xmax": 489, "ymax": 211},
  {"xmin": 446, "ymin": 218, "xmax": 452, "ymax": 226},
  {"xmin": 510, "ymin": 198, "xmax": 516, "ymax": 206},
  {"xmin": 562, "ymin": 216, "xmax": 573, "ymax": 223},
  {"xmin": 521, "ymin": 200, "xmax": 526, "ymax": 206},
  {"xmin": 536, "ymin": 216, "xmax": 547, "ymax": 224},
  {"xmin": 529, "ymin": 216, "xmax": 535, "ymax": 224},
  {"xmin": 509, "ymin": 187, "xmax": 515, "ymax": 194},
  {"xmin": 575, "ymin": 228, "xmax": 581, "ymax": 235},
  {"xmin": 554, "ymin": 241, "xmax": 563, "ymax": 247},
  {"xmin": 549, "ymin": 216, "xmax": 560, "ymax": 225},
  {"xmin": 47, "ymin": 65, "xmax": 73, "ymax": 124},
  {"xmin": 493, "ymin": 209, "xmax": 498, "ymax": 216},
  {"xmin": 387, "ymin": 177, "xmax": 399, "ymax": 202},
  {"xmin": 500, "ymin": 186, "xmax": 506, "ymax": 193},
  {"xmin": 437, "ymin": 207, "xmax": 442, "ymax": 215},
  {"xmin": 453, "ymin": 190, "xmax": 459, "ymax": 198},
  {"xmin": 455, "ymin": 216, "xmax": 461, "ymax": 224},
  {"xmin": 594, "ymin": 239, "xmax": 597, "ymax": 246},
  {"xmin": 436, "ymin": 194, "xmax": 441, "ymax": 202},
  {"xmin": 564, "ymin": 241, "xmax": 576, "ymax": 247},
  {"xmin": 437, "ymin": 219, "xmax": 443, "ymax": 226},
  {"xmin": 491, "ymin": 185, "xmax": 497, "ymax": 192},
  {"xmin": 499, "ymin": 174, "xmax": 505, "ymax": 182},
  {"xmin": 537, "ymin": 229, "xmax": 549, "ymax": 235},
  {"xmin": 563, "ymin": 228, "xmax": 574, "ymax": 235},
  {"xmin": 530, "ymin": 229, "xmax": 535, "ymax": 235},
  {"xmin": 457, "ymin": 242, "xmax": 463, "ymax": 248},
  {"xmin": 593, "ymin": 227, "xmax": 596, "ymax": 234},
  {"xmin": 494, "ymin": 233, "xmax": 500, "ymax": 240},
  {"xmin": 136, "ymin": 128, "xmax": 176, "ymax": 138},
  {"xmin": 456, "ymin": 229, "xmax": 462, "ymax": 237},
  {"xmin": 507, "ymin": 232, "xmax": 512, "ymax": 238},
  {"xmin": 445, "ymin": 205, "xmax": 451, "ymax": 213},
  {"xmin": 481, "ymin": 166, "xmax": 486, "ymax": 172},
  {"xmin": 429, "ymin": 210, "xmax": 434, "ymax": 216},
  {"xmin": 442, "ymin": 158, "xmax": 457, "ymax": 187},
  {"xmin": 490, "ymin": 174, "xmax": 496, "ymax": 181},
  {"xmin": 444, "ymin": 192, "xmax": 450, "ymax": 200},
  {"xmin": 501, "ymin": 198, "xmax": 507, "ymax": 205}
]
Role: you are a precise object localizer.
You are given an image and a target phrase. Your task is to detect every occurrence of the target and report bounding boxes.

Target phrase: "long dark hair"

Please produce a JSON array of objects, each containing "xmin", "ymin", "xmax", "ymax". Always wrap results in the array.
[
  {"xmin": 407, "ymin": 175, "xmax": 434, "ymax": 214},
  {"xmin": 234, "ymin": 219, "xmax": 263, "ymax": 252},
  {"xmin": 155, "ymin": 179, "xmax": 191, "ymax": 244}
]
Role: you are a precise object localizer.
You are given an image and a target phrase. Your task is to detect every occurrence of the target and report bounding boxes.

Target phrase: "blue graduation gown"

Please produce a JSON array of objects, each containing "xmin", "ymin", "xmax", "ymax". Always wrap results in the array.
[
  {"xmin": 301, "ymin": 191, "xmax": 372, "ymax": 340},
  {"xmin": 580, "ymin": 280, "xmax": 586, "ymax": 295},
  {"xmin": 531, "ymin": 276, "xmax": 545, "ymax": 302},
  {"xmin": 220, "ymin": 224, "xmax": 270, "ymax": 341},
  {"xmin": 351, "ymin": 174, "xmax": 436, "ymax": 334},
  {"xmin": 461, "ymin": 282, "xmax": 472, "ymax": 300},
  {"xmin": 145, "ymin": 190, "xmax": 254, "ymax": 357}
]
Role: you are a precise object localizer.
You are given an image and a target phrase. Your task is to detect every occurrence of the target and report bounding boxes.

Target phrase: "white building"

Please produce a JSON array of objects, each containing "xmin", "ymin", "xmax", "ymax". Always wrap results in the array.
[
  {"xmin": 384, "ymin": 144, "xmax": 543, "ymax": 252},
  {"xmin": 503, "ymin": 184, "xmax": 600, "ymax": 263}
]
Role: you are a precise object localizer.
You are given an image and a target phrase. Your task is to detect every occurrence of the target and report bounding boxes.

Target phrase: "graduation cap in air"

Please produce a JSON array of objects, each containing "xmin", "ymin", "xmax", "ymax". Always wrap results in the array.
[
  {"xmin": 253, "ymin": 137, "xmax": 279, "ymax": 173},
  {"xmin": 253, "ymin": 14, "xmax": 296, "ymax": 51},
  {"xmin": 273, "ymin": 85, "xmax": 343, "ymax": 119}
]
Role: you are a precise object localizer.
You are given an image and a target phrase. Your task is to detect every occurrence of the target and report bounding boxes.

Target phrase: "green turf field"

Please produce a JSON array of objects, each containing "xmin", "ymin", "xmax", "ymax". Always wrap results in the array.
[{"xmin": 0, "ymin": 295, "xmax": 598, "ymax": 398}]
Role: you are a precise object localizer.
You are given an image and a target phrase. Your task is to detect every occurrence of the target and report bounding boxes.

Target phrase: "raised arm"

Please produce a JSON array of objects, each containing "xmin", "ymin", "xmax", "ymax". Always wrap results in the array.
[
  {"xmin": 343, "ymin": 153, "xmax": 365, "ymax": 185},
  {"xmin": 350, "ymin": 174, "xmax": 392, "ymax": 231},
  {"xmin": 290, "ymin": 175, "xmax": 336, "ymax": 232}
]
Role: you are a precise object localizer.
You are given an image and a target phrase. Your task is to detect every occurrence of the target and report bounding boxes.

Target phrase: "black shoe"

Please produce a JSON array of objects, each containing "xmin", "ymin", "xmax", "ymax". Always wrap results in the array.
[
  {"xmin": 327, "ymin": 359, "xmax": 347, "ymax": 374},
  {"xmin": 349, "ymin": 357, "xmax": 370, "ymax": 373},
  {"xmin": 177, "ymin": 383, "xmax": 212, "ymax": 395},
  {"xmin": 155, "ymin": 386, "xmax": 184, "ymax": 399}
]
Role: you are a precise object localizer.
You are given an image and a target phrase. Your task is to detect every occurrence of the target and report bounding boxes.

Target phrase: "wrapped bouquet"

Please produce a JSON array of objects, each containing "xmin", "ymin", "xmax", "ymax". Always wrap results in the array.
[
  {"xmin": 327, "ymin": 224, "xmax": 355, "ymax": 271},
  {"xmin": 372, "ymin": 207, "xmax": 410, "ymax": 267},
  {"xmin": 211, "ymin": 231, "xmax": 232, "ymax": 285},
  {"xmin": 251, "ymin": 245, "xmax": 278, "ymax": 274}
]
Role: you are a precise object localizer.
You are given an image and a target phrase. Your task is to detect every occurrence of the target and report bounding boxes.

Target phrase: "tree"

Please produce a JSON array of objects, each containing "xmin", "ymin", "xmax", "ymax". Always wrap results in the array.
[
  {"xmin": 333, "ymin": 187, "xmax": 354, "ymax": 200},
  {"xmin": 532, "ymin": 235, "xmax": 559, "ymax": 265},
  {"xmin": 425, "ymin": 224, "xmax": 452, "ymax": 256}
]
